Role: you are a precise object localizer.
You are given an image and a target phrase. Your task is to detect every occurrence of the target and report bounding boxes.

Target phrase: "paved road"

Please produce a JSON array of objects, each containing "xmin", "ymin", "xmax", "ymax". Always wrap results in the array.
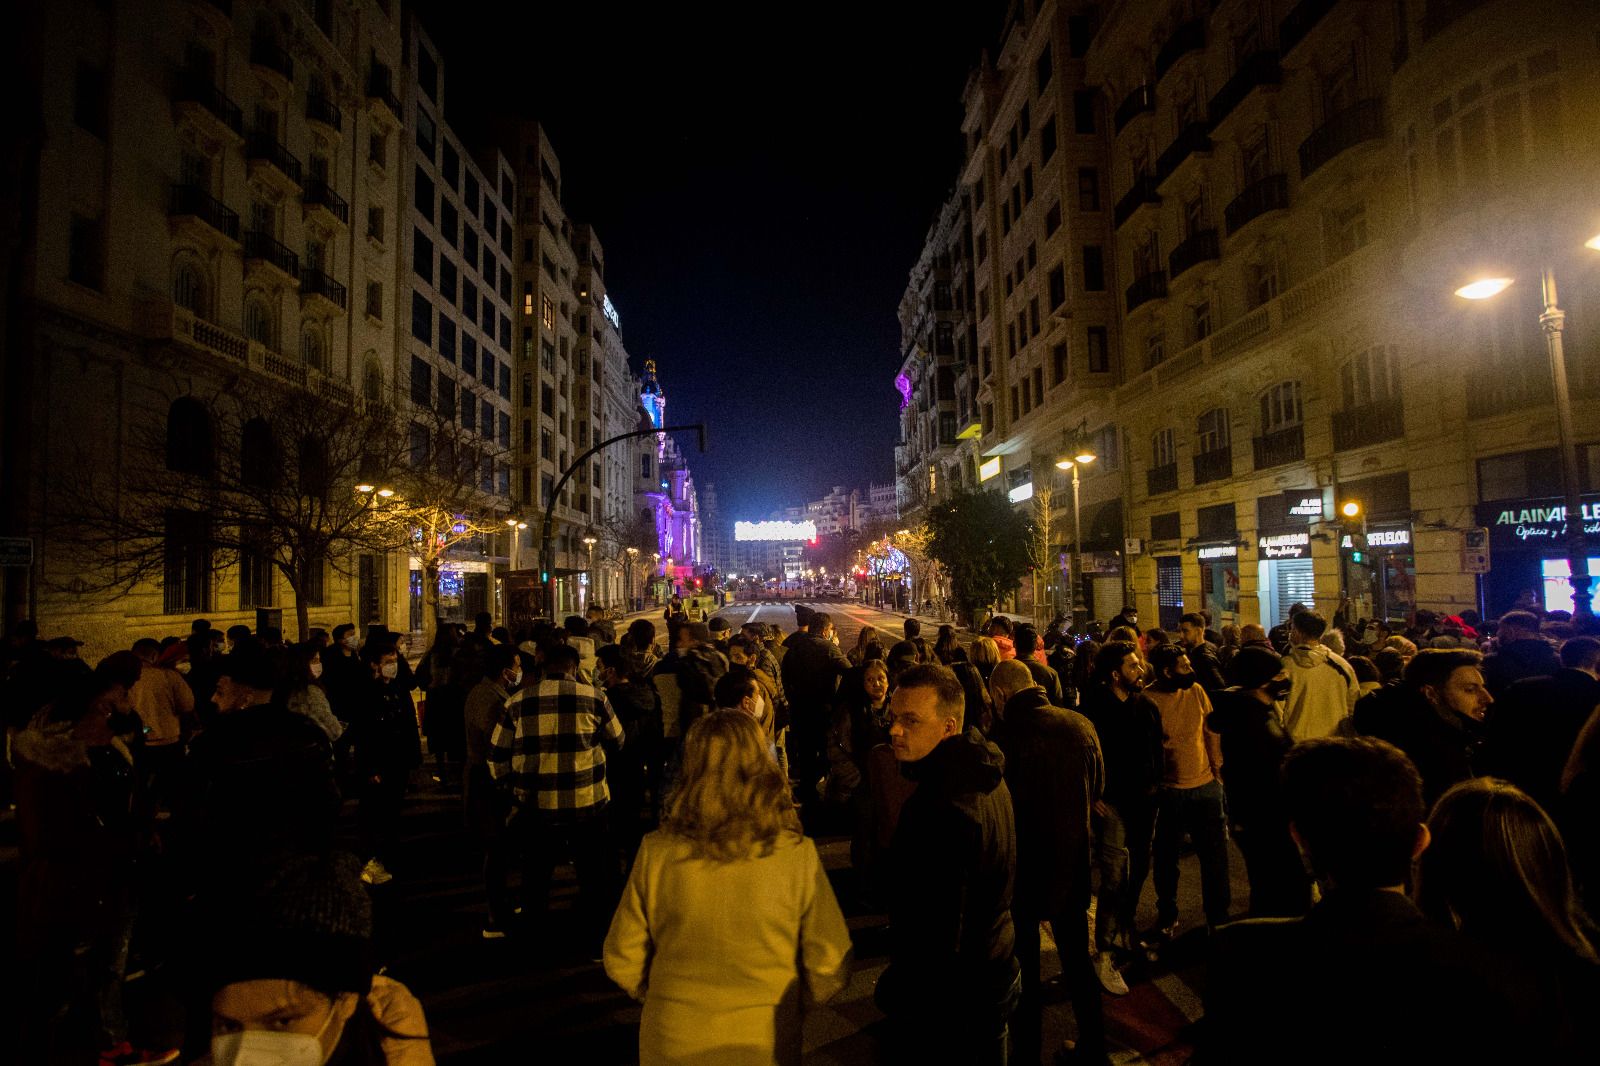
[{"xmin": 376, "ymin": 600, "xmax": 1246, "ymax": 1064}]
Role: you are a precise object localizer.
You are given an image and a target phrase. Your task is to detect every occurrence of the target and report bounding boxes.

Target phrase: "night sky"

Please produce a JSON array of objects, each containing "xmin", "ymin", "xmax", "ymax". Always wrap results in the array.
[{"xmin": 416, "ymin": 1, "xmax": 1007, "ymax": 522}]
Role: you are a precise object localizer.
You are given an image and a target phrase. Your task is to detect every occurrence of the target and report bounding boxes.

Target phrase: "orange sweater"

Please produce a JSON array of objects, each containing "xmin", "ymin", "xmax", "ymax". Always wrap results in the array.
[{"xmin": 1145, "ymin": 684, "xmax": 1224, "ymax": 789}]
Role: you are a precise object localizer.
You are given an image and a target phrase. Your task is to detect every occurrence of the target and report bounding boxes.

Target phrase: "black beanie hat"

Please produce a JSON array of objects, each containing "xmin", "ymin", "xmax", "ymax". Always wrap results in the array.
[
  {"xmin": 1227, "ymin": 645, "xmax": 1284, "ymax": 690},
  {"xmin": 211, "ymin": 852, "xmax": 374, "ymax": 995}
]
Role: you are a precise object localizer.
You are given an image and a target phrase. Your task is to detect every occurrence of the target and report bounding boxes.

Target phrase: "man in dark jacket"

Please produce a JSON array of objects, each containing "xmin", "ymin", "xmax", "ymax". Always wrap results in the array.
[
  {"xmin": 1481, "ymin": 610, "xmax": 1560, "ymax": 696},
  {"xmin": 1178, "ymin": 612, "xmax": 1229, "ymax": 693},
  {"xmin": 1013, "ymin": 624, "xmax": 1069, "ymax": 707},
  {"xmin": 1206, "ymin": 647, "xmax": 1309, "ymax": 917},
  {"xmin": 989, "ymin": 660, "xmax": 1107, "ymax": 1065},
  {"xmin": 1204, "ymin": 737, "xmax": 1499, "ymax": 1064},
  {"xmin": 1267, "ymin": 602, "xmax": 1307, "ymax": 655},
  {"xmin": 1353, "ymin": 649, "xmax": 1491, "ymax": 805},
  {"xmin": 347, "ymin": 643, "xmax": 423, "ymax": 885},
  {"xmin": 877, "ymin": 664, "xmax": 1019, "ymax": 1062},
  {"xmin": 779, "ymin": 610, "xmax": 851, "ymax": 804},
  {"xmin": 1480, "ymin": 635, "xmax": 1600, "ymax": 813}
]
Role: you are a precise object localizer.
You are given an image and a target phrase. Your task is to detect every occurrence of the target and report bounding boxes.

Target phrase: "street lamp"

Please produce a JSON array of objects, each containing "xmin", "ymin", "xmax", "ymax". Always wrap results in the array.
[
  {"xmin": 1456, "ymin": 238, "xmax": 1600, "ymax": 620},
  {"xmin": 625, "ymin": 546, "xmax": 639, "ymax": 612},
  {"xmin": 582, "ymin": 533, "xmax": 598, "ymax": 613},
  {"xmin": 1054, "ymin": 425, "xmax": 1099, "ymax": 627}
]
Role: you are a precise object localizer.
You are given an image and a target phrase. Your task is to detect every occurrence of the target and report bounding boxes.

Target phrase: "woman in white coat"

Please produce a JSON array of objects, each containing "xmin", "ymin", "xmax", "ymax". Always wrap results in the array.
[{"xmin": 604, "ymin": 710, "xmax": 853, "ymax": 1065}]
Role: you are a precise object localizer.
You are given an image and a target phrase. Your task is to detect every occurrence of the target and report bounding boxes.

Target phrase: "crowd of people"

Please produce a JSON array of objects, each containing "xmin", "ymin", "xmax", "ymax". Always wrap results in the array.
[{"xmin": 5, "ymin": 593, "xmax": 1599, "ymax": 1064}]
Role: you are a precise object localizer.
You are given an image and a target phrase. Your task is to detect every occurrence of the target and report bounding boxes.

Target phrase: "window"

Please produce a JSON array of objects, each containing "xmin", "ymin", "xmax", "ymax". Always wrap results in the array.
[
  {"xmin": 166, "ymin": 398, "xmax": 214, "ymax": 475},
  {"xmin": 463, "ymin": 279, "xmax": 477, "ymax": 317},
  {"xmin": 1192, "ymin": 300, "xmax": 1212, "ymax": 341},
  {"xmin": 1048, "ymin": 264, "xmax": 1066, "ymax": 309},
  {"xmin": 978, "ymin": 287, "xmax": 989, "ymax": 321},
  {"xmin": 1197, "ymin": 407, "xmax": 1230, "ymax": 453},
  {"xmin": 416, "ymin": 108, "xmax": 436, "ymax": 161},
  {"xmin": 1012, "ymin": 385, "xmax": 1022, "ymax": 419},
  {"xmin": 1036, "ymin": 45, "xmax": 1053, "ymax": 94},
  {"xmin": 1082, "ymin": 246, "xmax": 1105, "ymax": 290},
  {"xmin": 1092, "ymin": 423, "xmax": 1120, "ymax": 470},
  {"xmin": 410, "ymin": 355, "xmax": 430, "ymax": 405},
  {"xmin": 241, "ymin": 419, "xmax": 276, "ymax": 489},
  {"xmin": 301, "ymin": 328, "xmax": 326, "ymax": 372},
  {"xmin": 438, "ymin": 259, "xmax": 456, "ymax": 302},
  {"xmin": 1044, "ymin": 202, "xmax": 1062, "ymax": 236},
  {"xmin": 1197, "ymin": 502, "xmax": 1238, "ymax": 542},
  {"xmin": 1074, "ymin": 90, "xmax": 1097, "ymax": 133},
  {"xmin": 464, "ymin": 172, "xmax": 479, "ymax": 214},
  {"xmin": 68, "ymin": 213, "xmax": 104, "ymax": 290},
  {"xmin": 976, "ymin": 230, "xmax": 988, "ymax": 265},
  {"xmin": 244, "ymin": 297, "xmax": 273, "ymax": 346},
  {"xmin": 1341, "ymin": 346, "xmax": 1398, "ymax": 408},
  {"xmin": 460, "ymin": 390, "xmax": 475, "ymax": 433},
  {"xmin": 1023, "ymin": 166, "xmax": 1034, "ymax": 204},
  {"xmin": 163, "ymin": 510, "xmax": 210, "ymax": 614},
  {"xmin": 1151, "ymin": 511, "xmax": 1181, "ymax": 540},
  {"xmin": 1146, "ymin": 331, "xmax": 1166, "ymax": 368},
  {"xmin": 1260, "ymin": 380, "xmax": 1304, "ymax": 432},
  {"xmin": 417, "ymin": 48, "xmax": 438, "ymax": 102},
  {"xmin": 1028, "ymin": 297, "xmax": 1040, "ymax": 336},
  {"xmin": 981, "ymin": 402, "xmax": 994, "ymax": 433},
  {"xmin": 1243, "ymin": 129, "xmax": 1272, "ymax": 184},
  {"xmin": 301, "ymin": 554, "xmax": 325, "ymax": 607},
  {"xmin": 437, "ymin": 376, "xmax": 455, "ymax": 422},
  {"xmin": 540, "ymin": 384, "xmax": 554, "ymax": 416},
  {"xmin": 541, "ymin": 295, "xmax": 554, "ymax": 330},
  {"xmin": 363, "ymin": 359, "xmax": 383, "ymax": 403},
  {"xmin": 412, "ymin": 229, "xmax": 433, "ymax": 283},
  {"xmin": 981, "ymin": 345, "xmax": 992, "ymax": 377},
  {"xmin": 439, "ymin": 318, "xmax": 456, "ymax": 362},
  {"xmin": 1001, "ymin": 202, "xmax": 1011, "ymax": 235},
  {"xmin": 173, "ymin": 260, "xmax": 205, "ymax": 315},
  {"xmin": 365, "ymin": 281, "xmax": 382, "ymax": 319},
  {"xmin": 1007, "ymin": 322, "xmax": 1018, "ymax": 357},
  {"xmin": 1152, "ymin": 427, "xmax": 1177, "ymax": 467},
  {"xmin": 414, "ymin": 166, "xmax": 434, "ymax": 221},
  {"xmin": 74, "ymin": 62, "xmax": 108, "ymax": 138},
  {"xmin": 463, "ymin": 225, "xmax": 478, "ymax": 266},
  {"xmin": 298, "ymin": 435, "xmax": 330, "ymax": 497},
  {"xmin": 1032, "ymin": 367, "xmax": 1044, "ymax": 406},
  {"xmin": 367, "ymin": 205, "xmax": 385, "ymax": 243},
  {"xmin": 1328, "ymin": 200, "xmax": 1368, "ymax": 261},
  {"xmin": 368, "ymin": 129, "xmax": 387, "ymax": 169},
  {"xmin": 1249, "ymin": 258, "xmax": 1280, "ymax": 308},
  {"xmin": 1051, "ymin": 342, "xmax": 1068, "ymax": 385},
  {"xmin": 441, "ymin": 141, "xmax": 459, "ymax": 188},
  {"xmin": 411, "ymin": 290, "xmax": 431, "ymax": 342},
  {"xmin": 460, "ymin": 335, "xmax": 476, "ymax": 377},
  {"xmin": 439, "ymin": 200, "xmax": 458, "ymax": 247},
  {"xmin": 1087, "ymin": 327, "xmax": 1110, "ymax": 372},
  {"xmin": 1078, "ymin": 168, "xmax": 1101, "ymax": 211},
  {"xmin": 1040, "ymin": 117, "xmax": 1057, "ymax": 163}
]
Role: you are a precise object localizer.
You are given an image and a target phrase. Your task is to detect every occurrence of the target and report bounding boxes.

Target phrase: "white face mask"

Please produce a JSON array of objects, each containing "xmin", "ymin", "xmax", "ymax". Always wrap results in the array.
[
  {"xmin": 211, "ymin": 1026, "xmax": 328, "ymax": 1066},
  {"xmin": 343, "ymin": 635, "xmax": 358, "ymax": 650},
  {"xmin": 508, "ymin": 668, "xmax": 523, "ymax": 688},
  {"xmin": 309, "ymin": 662, "xmax": 324, "ymax": 680},
  {"xmin": 380, "ymin": 662, "xmax": 399, "ymax": 680}
]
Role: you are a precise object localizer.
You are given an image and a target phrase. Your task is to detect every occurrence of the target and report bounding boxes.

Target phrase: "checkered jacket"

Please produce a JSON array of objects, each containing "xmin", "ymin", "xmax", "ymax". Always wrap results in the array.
[{"xmin": 488, "ymin": 676, "xmax": 624, "ymax": 815}]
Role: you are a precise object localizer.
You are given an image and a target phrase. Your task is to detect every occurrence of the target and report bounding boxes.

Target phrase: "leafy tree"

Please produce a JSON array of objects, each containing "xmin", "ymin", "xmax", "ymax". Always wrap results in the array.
[{"xmin": 925, "ymin": 488, "xmax": 1035, "ymax": 625}]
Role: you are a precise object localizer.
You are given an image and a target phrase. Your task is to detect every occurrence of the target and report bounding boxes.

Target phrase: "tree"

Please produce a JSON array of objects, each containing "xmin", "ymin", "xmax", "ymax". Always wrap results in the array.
[{"xmin": 925, "ymin": 488, "xmax": 1035, "ymax": 626}]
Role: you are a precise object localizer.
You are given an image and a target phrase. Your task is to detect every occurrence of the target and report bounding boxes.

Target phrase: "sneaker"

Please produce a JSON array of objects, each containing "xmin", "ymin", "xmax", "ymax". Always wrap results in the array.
[
  {"xmin": 1094, "ymin": 952, "xmax": 1130, "ymax": 996},
  {"xmin": 1138, "ymin": 919, "xmax": 1179, "ymax": 961},
  {"xmin": 359, "ymin": 858, "xmax": 393, "ymax": 885}
]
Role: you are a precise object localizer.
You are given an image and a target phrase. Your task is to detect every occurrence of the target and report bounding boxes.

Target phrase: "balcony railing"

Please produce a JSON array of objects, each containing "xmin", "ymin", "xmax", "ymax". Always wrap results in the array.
[
  {"xmin": 1280, "ymin": 0, "xmax": 1339, "ymax": 56},
  {"xmin": 367, "ymin": 65, "xmax": 401, "ymax": 119},
  {"xmin": 1299, "ymin": 97, "xmax": 1386, "ymax": 179},
  {"xmin": 1155, "ymin": 19, "xmax": 1205, "ymax": 82},
  {"xmin": 1114, "ymin": 174, "xmax": 1160, "ymax": 228},
  {"xmin": 243, "ymin": 230, "xmax": 300, "ymax": 281},
  {"xmin": 169, "ymin": 184, "xmax": 240, "ymax": 241},
  {"xmin": 173, "ymin": 70, "xmax": 243, "ymax": 137},
  {"xmin": 249, "ymin": 37, "xmax": 294, "ymax": 82},
  {"xmin": 1156, "ymin": 122, "xmax": 1212, "ymax": 184},
  {"xmin": 1126, "ymin": 271, "xmax": 1169, "ymax": 313},
  {"xmin": 1332, "ymin": 396, "xmax": 1405, "ymax": 450},
  {"xmin": 1225, "ymin": 173, "xmax": 1290, "ymax": 234},
  {"xmin": 1115, "ymin": 84, "xmax": 1155, "ymax": 133},
  {"xmin": 246, "ymin": 132, "xmax": 303, "ymax": 187},
  {"xmin": 1193, "ymin": 446, "xmax": 1233, "ymax": 485},
  {"xmin": 302, "ymin": 178, "xmax": 349, "ymax": 224},
  {"xmin": 1253, "ymin": 424, "xmax": 1306, "ymax": 469},
  {"xmin": 1208, "ymin": 51, "xmax": 1282, "ymax": 128},
  {"xmin": 1147, "ymin": 462, "xmax": 1179, "ymax": 496},
  {"xmin": 1169, "ymin": 229, "xmax": 1220, "ymax": 280},
  {"xmin": 306, "ymin": 92, "xmax": 342, "ymax": 132},
  {"xmin": 301, "ymin": 267, "xmax": 347, "ymax": 310}
]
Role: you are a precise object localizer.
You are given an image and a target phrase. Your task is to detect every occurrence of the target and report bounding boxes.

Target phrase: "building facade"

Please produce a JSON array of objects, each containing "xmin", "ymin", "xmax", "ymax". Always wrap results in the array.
[{"xmin": 634, "ymin": 360, "xmax": 703, "ymax": 599}]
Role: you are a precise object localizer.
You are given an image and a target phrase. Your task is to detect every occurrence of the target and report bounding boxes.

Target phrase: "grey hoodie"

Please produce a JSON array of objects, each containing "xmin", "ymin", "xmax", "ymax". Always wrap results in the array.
[{"xmin": 1280, "ymin": 642, "xmax": 1359, "ymax": 741}]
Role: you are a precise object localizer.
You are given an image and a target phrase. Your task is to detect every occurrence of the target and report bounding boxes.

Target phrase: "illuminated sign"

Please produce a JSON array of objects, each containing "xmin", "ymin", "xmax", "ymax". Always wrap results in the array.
[
  {"xmin": 1258, "ymin": 531, "xmax": 1310, "ymax": 560},
  {"xmin": 1482, "ymin": 499, "xmax": 1600, "ymax": 545},
  {"xmin": 1283, "ymin": 490, "xmax": 1323, "ymax": 519},
  {"xmin": 1198, "ymin": 544, "xmax": 1238, "ymax": 560},
  {"xmin": 602, "ymin": 293, "xmax": 621, "ymax": 329},
  {"xmin": 978, "ymin": 457, "xmax": 1001, "ymax": 481},
  {"xmin": 1008, "ymin": 482, "xmax": 1034, "ymax": 504},
  {"xmin": 1342, "ymin": 528, "xmax": 1411, "ymax": 549},
  {"xmin": 734, "ymin": 520, "xmax": 818, "ymax": 542}
]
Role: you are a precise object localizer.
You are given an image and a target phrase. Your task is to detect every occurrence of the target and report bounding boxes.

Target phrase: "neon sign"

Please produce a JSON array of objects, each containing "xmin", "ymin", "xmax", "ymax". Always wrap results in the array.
[
  {"xmin": 602, "ymin": 293, "xmax": 621, "ymax": 329},
  {"xmin": 735, "ymin": 520, "xmax": 818, "ymax": 542},
  {"xmin": 1198, "ymin": 544, "xmax": 1237, "ymax": 560},
  {"xmin": 979, "ymin": 457, "xmax": 1001, "ymax": 481},
  {"xmin": 1258, "ymin": 531, "xmax": 1310, "ymax": 559}
]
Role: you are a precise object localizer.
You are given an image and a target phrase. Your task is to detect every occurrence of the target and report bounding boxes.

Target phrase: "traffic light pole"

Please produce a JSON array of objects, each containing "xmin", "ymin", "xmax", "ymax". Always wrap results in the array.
[{"xmin": 538, "ymin": 423, "xmax": 705, "ymax": 621}]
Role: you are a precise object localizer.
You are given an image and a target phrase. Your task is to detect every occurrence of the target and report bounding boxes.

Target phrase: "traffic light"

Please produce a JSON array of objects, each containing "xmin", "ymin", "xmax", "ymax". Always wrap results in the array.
[{"xmin": 1339, "ymin": 501, "xmax": 1367, "ymax": 563}]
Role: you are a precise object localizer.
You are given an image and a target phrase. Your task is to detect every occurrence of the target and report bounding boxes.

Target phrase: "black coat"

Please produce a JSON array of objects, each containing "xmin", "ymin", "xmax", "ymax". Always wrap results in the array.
[
  {"xmin": 1206, "ymin": 688, "xmax": 1292, "ymax": 829},
  {"xmin": 1021, "ymin": 658, "xmax": 1067, "ymax": 708},
  {"xmin": 1077, "ymin": 682, "xmax": 1164, "ymax": 812},
  {"xmin": 1353, "ymin": 685, "xmax": 1478, "ymax": 806},
  {"xmin": 879, "ymin": 728, "xmax": 1017, "ymax": 1012},
  {"xmin": 779, "ymin": 631, "xmax": 851, "ymax": 717},
  {"xmin": 1482, "ymin": 637, "xmax": 1561, "ymax": 696},
  {"xmin": 348, "ymin": 677, "xmax": 423, "ymax": 777},
  {"xmin": 1480, "ymin": 668, "xmax": 1600, "ymax": 812},
  {"xmin": 1186, "ymin": 640, "xmax": 1229, "ymax": 693},
  {"xmin": 992, "ymin": 687, "xmax": 1102, "ymax": 913}
]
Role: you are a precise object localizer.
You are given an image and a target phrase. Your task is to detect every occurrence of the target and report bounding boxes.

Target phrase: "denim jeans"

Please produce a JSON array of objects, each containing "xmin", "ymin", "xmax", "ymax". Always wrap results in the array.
[
  {"xmin": 1094, "ymin": 799, "xmax": 1156, "ymax": 952},
  {"xmin": 1153, "ymin": 778, "xmax": 1232, "ymax": 928}
]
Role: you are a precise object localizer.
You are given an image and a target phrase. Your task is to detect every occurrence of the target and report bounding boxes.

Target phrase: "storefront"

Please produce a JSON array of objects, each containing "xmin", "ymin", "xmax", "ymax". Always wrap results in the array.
[
  {"xmin": 1197, "ymin": 543, "xmax": 1241, "ymax": 624},
  {"xmin": 1475, "ymin": 494, "xmax": 1600, "ymax": 615},
  {"xmin": 409, "ymin": 557, "xmax": 491, "ymax": 634},
  {"xmin": 1256, "ymin": 529, "xmax": 1316, "ymax": 627},
  {"xmin": 1343, "ymin": 522, "xmax": 1415, "ymax": 623}
]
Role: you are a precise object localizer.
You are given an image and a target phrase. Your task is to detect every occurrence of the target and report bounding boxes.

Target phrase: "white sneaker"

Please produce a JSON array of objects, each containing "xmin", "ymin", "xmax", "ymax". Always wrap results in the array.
[
  {"xmin": 1094, "ymin": 952, "xmax": 1130, "ymax": 996},
  {"xmin": 360, "ymin": 859, "xmax": 393, "ymax": 885}
]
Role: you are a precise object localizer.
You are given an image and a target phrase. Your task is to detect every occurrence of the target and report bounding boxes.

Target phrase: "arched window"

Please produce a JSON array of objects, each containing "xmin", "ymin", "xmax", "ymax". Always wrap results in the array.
[
  {"xmin": 1340, "ymin": 346, "xmax": 1398, "ymax": 409},
  {"xmin": 241, "ymin": 418, "xmax": 277, "ymax": 488},
  {"xmin": 244, "ymin": 295, "xmax": 273, "ymax": 347},
  {"xmin": 173, "ymin": 259, "xmax": 205, "ymax": 315},
  {"xmin": 301, "ymin": 327, "xmax": 326, "ymax": 372},
  {"xmin": 1196, "ymin": 407, "xmax": 1230, "ymax": 453},
  {"xmin": 1259, "ymin": 380, "xmax": 1303, "ymax": 433},
  {"xmin": 166, "ymin": 397, "xmax": 214, "ymax": 475},
  {"xmin": 362, "ymin": 355, "xmax": 383, "ymax": 403},
  {"xmin": 1151, "ymin": 427, "xmax": 1177, "ymax": 467}
]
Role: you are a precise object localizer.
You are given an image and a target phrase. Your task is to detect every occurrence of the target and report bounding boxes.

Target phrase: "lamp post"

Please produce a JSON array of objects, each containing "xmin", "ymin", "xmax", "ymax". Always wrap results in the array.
[
  {"xmin": 1457, "ymin": 257, "xmax": 1594, "ymax": 620},
  {"xmin": 625, "ymin": 546, "xmax": 639, "ymax": 612},
  {"xmin": 504, "ymin": 517, "xmax": 528, "ymax": 573},
  {"xmin": 582, "ymin": 533, "xmax": 598, "ymax": 613},
  {"xmin": 1055, "ymin": 426, "xmax": 1099, "ymax": 627}
]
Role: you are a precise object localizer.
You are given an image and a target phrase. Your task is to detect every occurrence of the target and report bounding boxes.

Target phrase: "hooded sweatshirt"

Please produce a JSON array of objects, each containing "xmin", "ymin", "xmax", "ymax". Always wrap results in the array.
[{"xmin": 1280, "ymin": 642, "xmax": 1359, "ymax": 741}]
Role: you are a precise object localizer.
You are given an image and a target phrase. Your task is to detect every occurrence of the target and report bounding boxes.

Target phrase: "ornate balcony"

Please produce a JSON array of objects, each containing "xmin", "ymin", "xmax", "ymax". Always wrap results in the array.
[
  {"xmin": 246, "ymin": 132, "xmax": 303, "ymax": 192},
  {"xmin": 137, "ymin": 300, "xmax": 248, "ymax": 364},
  {"xmin": 172, "ymin": 70, "xmax": 244, "ymax": 144},
  {"xmin": 243, "ymin": 230, "xmax": 300, "ymax": 284},
  {"xmin": 1193, "ymin": 446, "xmax": 1233, "ymax": 485},
  {"xmin": 1156, "ymin": 122, "xmax": 1212, "ymax": 186},
  {"xmin": 169, "ymin": 184, "xmax": 240, "ymax": 244},
  {"xmin": 1115, "ymin": 84, "xmax": 1155, "ymax": 133},
  {"xmin": 1155, "ymin": 19, "xmax": 1205, "ymax": 83},
  {"xmin": 1169, "ymin": 229, "xmax": 1220, "ymax": 281},
  {"xmin": 1225, "ymin": 174, "xmax": 1290, "ymax": 235},
  {"xmin": 302, "ymin": 178, "xmax": 349, "ymax": 226},
  {"xmin": 1299, "ymin": 98, "xmax": 1386, "ymax": 180},
  {"xmin": 1126, "ymin": 271, "xmax": 1168, "ymax": 313},
  {"xmin": 1208, "ymin": 51, "xmax": 1282, "ymax": 129},
  {"xmin": 367, "ymin": 64, "xmax": 402, "ymax": 122},
  {"xmin": 1147, "ymin": 462, "xmax": 1179, "ymax": 496},
  {"xmin": 1280, "ymin": 0, "xmax": 1339, "ymax": 57},
  {"xmin": 306, "ymin": 92, "xmax": 342, "ymax": 133},
  {"xmin": 1332, "ymin": 396, "xmax": 1405, "ymax": 450},
  {"xmin": 1114, "ymin": 174, "xmax": 1160, "ymax": 228},
  {"xmin": 301, "ymin": 267, "xmax": 347, "ymax": 312},
  {"xmin": 1253, "ymin": 425, "xmax": 1306, "ymax": 470}
]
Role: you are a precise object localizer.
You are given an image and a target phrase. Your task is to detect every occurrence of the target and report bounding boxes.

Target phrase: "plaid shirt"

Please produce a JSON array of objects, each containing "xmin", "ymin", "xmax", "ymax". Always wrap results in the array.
[{"xmin": 488, "ymin": 676, "xmax": 623, "ymax": 816}]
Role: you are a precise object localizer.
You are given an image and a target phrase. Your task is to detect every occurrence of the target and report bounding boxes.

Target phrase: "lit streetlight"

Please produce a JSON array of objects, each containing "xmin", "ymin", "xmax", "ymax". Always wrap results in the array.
[
  {"xmin": 582, "ymin": 533, "xmax": 598, "ymax": 613},
  {"xmin": 1054, "ymin": 424, "xmax": 1099, "ymax": 627}
]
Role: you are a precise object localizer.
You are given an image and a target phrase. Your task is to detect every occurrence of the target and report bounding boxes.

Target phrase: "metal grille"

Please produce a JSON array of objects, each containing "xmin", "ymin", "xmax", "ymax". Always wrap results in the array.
[{"xmin": 1157, "ymin": 556, "xmax": 1184, "ymax": 630}]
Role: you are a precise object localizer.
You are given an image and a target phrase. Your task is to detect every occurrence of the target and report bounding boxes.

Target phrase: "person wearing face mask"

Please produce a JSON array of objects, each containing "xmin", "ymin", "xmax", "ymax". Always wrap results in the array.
[
  {"xmin": 822, "ymin": 661, "xmax": 891, "ymax": 875},
  {"xmin": 198, "ymin": 851, "xmax": 433, "ymax": 1066},
  {"xmin": 463, "ymin": 644, "xmax": 522, "ymax": 938},
  {"xmin": 1141, "ymin": 643, "xmax": 1230, "ymax": 951},
  {"xmin": 280, "ymin": 643, "xmax": 344, "ymax": 745},
  {"xmin": 1206, "ymin": 646, "xmax": 1310, "ymax": 918},
  {"xmin": 347, "ymin": 645, "xmax": 423, "ymax": 886},
  {"xmin": 716, "ymin": 666, "xmax": 777, "ymax": 760}
]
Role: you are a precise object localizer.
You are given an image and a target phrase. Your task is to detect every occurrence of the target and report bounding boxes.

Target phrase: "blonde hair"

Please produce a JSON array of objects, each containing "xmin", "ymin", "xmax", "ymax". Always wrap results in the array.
[
  {"xmin": 661, "ymin": 710, "xmax": 801, "ymax": 862},
  {"xmin": 969, "ymin": 636, "xmax": 1000, "ymax": 670}
]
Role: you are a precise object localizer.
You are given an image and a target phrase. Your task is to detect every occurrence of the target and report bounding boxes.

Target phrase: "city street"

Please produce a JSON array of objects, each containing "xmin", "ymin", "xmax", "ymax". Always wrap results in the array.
[{"xmin": 370, "ymin": 602, "xmax": 1246, "ymax": 1064}]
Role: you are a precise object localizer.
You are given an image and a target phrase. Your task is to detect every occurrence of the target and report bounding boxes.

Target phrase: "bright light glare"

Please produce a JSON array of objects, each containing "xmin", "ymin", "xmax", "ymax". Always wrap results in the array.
[
  {"xmin": 1586, "ymin": 233, "xmax": 1600, "ymax": 251},
  {"xmin": 1455, "ymin": 277, "xmax": 1514, "ymax": 300},
  {"xmin": 376, "ymin": 488, "xmax": 395, "ymax": 498},
  {"xmin": 1055, "ymin": 458, "xmax": 1075, "ymax": 470},
  {"xmin": 1341, "ymin": 501, "xmax": 1361, "ymax": 517},
  {"xmin": 355, "ymin": 483, "xmax": 375, "ymax": 493}
]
